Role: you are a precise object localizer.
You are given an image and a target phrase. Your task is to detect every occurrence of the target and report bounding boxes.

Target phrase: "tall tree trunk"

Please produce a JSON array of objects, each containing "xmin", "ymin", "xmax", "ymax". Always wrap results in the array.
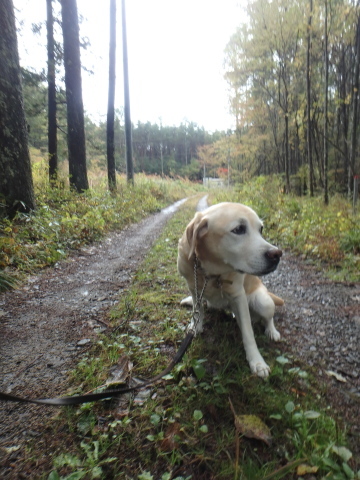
[
  {"xmin": 0, "ymin": 0, "xmax": 35, "ymax": 217},
  {"xmin": 306, "ymin": 0, "xmax": 314, "ymax": 197},
  {"xmin": 349, "ymin": 14, "xmax": 360, "ymax": 195},
  {"xmin": 339, "ymin": 46, "xmax": 349, "ymax": 189},
  {"xmin": 60, "ymin": 0, "xmax": 89, "ymax": 192},
  {"xmin": 121, "ymin": 0, "xmax": 134, "ymax": 183},
  {"xmin": 107, "ymin": 0, "xmax": 117, "ymax": 192},
  {"xmin": 284, "ymin": 107, "xmax": 290, "ymax": 192},
  {"xmin": 323, "ymin": 0, "xmax": 329, "ymax": 205},
  {"xmin": 47, "ymin": 0, "xmax": 58, "ymax": 184}
]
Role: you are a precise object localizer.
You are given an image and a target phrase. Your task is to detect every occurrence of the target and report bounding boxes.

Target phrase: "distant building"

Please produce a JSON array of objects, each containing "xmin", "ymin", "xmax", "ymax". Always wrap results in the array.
[{"xmin": 203, "ymin": 177, "xmax": 225, "ymax": 188}]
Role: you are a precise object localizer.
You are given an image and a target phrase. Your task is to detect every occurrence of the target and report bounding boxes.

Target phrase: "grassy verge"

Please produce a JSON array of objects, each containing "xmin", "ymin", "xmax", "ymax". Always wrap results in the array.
[
  {"xmin": 0, "ymin": 175, "xmax": 202, "ymax": 281},
  {"xmin": 37, "ymin": 198, "xmax": 358, "ymax": 480},
  {"xmin": 209, "ymin": 176, "xmax": 360, "ymax": 282}
]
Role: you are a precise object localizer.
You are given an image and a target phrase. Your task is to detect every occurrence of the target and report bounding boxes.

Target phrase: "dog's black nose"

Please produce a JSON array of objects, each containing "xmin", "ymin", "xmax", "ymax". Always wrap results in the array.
[{"xmin": 265, "ymin": 248, "xmax": 282, "ymax": 264}]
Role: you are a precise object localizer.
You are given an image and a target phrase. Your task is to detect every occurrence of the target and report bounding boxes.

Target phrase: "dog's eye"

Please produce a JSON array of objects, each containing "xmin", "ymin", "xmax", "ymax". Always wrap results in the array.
[
  {"xmin": 260, "ymin": 226, "xmax": 263, "ymax": 235},
  {"xmin": 232, "ymin": 224, "xmax": 246, "ymax": 235}
]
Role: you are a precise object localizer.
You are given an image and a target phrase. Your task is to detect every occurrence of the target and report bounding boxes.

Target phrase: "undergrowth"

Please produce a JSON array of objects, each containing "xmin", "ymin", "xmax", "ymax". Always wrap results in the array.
[
  {"xmin": 36, "ymin": 199, "xmax": 359, "ymax": 480},
  {"xmin": 0, "ymin": 173, "xmax": 199, "ymax": 277}
]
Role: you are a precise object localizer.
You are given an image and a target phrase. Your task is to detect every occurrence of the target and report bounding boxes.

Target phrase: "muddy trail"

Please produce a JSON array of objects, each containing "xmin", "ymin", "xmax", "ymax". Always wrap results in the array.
[
  {"xmin": 0, "ymin": 197, "xmax": 359, "ymax": 478},
  {"xmin": 0, "ymin": 200, "xmax": 186, "ymax": 474}
]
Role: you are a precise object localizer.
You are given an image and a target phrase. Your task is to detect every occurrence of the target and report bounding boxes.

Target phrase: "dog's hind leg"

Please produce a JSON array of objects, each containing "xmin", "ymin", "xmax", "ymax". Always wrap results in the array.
[{"xmin": 248, "ymin": 289, "xmax": 281, "ymax": 341}]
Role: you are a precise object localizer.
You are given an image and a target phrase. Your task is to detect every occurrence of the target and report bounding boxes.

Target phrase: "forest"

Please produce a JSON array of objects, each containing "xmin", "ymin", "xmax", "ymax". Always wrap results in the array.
[
  {"xmin": 1, "ymin": 0, "xmax": 360, "ymax": 217},
  {"xmin": 224, "ymin": 0, "xmax": 360, "ymax": 199},
  {"xmin": 22, "ymin": 66, "xmax": 222, "ymax": 180}
]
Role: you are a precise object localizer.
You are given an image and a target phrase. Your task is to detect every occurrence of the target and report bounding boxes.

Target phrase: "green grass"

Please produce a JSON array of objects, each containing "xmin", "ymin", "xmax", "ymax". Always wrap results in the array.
[{"xmin": 37, "ymin": 198, "xmax": 359, "ymax": 480}]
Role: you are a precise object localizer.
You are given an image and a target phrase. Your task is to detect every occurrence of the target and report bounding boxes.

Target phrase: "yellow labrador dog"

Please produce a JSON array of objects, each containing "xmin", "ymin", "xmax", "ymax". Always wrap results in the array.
[{"xmin": 178, "ymin": 202, "xmax": 284, "ymax": 378}]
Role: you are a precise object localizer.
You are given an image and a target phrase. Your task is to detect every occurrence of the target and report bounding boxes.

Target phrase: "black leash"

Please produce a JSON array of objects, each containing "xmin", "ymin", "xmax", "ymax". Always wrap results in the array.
[
  {"xmin": 0, "ymin": 257, "xmax": 208, "ymax": 407},
  {"xmin": 0, "ymin": 332, "xmax": 194, "ymax": 406}
]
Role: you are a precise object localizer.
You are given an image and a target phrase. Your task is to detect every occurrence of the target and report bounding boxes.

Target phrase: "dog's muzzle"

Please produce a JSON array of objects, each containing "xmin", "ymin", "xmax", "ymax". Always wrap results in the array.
[{"xmin": 264, "ymin": 248, "xmax": 282, "ymax": 272}]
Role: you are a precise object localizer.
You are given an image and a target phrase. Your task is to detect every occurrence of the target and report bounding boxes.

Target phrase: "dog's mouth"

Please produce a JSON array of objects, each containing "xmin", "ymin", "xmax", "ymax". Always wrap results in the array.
[
  {"xmin": 255, "ymin": 263, "xmax": 279, "ymax": 276},
  {"xmin": 230, "ymin": 249, "xmax": 282, "ymax": 277},
  {"xmin": 236, "ymin": 265, "xmax": 278, "ymax": 277}
]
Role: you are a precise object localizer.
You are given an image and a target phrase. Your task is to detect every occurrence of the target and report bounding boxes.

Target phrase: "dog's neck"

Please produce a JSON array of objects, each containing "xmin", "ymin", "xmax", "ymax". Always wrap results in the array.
[{"xmin": 194, "ymin": 255, "xmax": 233, "ymax": 286}]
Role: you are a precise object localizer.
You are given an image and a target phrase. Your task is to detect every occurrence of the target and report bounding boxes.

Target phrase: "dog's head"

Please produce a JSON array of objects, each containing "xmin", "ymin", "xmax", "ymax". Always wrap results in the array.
[{"xmin": 186, "ymin": 202, "xmax": 282, "ymax": 276}]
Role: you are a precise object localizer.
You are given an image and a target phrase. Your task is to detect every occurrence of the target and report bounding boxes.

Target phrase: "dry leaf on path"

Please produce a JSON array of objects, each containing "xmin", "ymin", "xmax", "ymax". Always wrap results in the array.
[
  {"xmin": 325, "ymin": 370, "xmax": 347, "ymax": 383},
  {"xmin": 296, "ymin": 464, "xmax": 319, "ymax": 476},
  {"xmin": 106, "ymin": 355, "xmax": 133, "ymax": 386},
  {"xmin": 229, "ymin": 398, "xmax": 272, "ymax": 446}
]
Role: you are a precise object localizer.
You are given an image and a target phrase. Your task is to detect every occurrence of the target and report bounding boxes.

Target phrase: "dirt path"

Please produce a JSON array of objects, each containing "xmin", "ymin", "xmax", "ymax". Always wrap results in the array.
[
  {"xmin": 0, "ymin": 199, "xmax": 186, "ymax": 472},
  {"xmin": 263, "ymin": 255, "xmax": 360, "ymax": 434},
  {"xmin": 0, "ymin": 196, "xmax": 359, "ymax": 476}
]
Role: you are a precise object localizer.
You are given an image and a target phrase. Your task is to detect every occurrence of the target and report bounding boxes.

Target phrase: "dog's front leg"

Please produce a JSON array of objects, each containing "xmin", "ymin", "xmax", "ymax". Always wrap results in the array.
[{"xmin": 230, "ymin": 291, "xmax": 270, "ymax": 378}]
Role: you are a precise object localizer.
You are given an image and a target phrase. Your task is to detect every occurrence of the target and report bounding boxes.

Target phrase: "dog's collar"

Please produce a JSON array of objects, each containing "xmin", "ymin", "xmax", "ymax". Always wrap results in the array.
[{"xmin": 194, "ymin": 255, "xmax": 233, "ymax": 287}]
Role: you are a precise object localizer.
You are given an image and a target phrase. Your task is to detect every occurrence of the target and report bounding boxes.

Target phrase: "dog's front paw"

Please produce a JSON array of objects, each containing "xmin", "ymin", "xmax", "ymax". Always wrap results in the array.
[
  {"xmin": 180, "ymin": 296, "xmax": 193, "ymax": 307},
  {"xmin": 249, "ymin": 360, "xmax": 271, "ymax": 378},
  {"xmin": 265, "ymin": 326, "xmax": 281, "ymax": 341}
]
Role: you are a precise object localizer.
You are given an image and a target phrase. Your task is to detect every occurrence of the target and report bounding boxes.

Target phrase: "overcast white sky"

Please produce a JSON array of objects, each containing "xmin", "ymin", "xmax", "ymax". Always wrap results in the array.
[{"xmin": 15, "ymin": 0, "xmax": 246, "ymax": 132}]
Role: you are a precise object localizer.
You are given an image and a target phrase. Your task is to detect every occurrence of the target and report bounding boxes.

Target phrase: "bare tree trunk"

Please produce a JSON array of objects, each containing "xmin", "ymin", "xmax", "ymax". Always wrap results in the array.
[
  {"xmin": 306, "ymin": 0, "xmax": 314, "ymax": 197},
  {"xmin": 323, "ymin": 0, "xmax": 329, "ymax": 205},
  {"xmin": 349, "ymin": 14, "xmax": 360, "ymax": 196},
  {"xmin": 107, "ymin": 0, "xmax": 117, "ymax": 192},
  {"xmin": 0, "ymin": 0, "xmax": 35, "ymax": 217},
  {"xmin": 339, "ymin": 46, "xmax": 349, "ymax": 189},
  {"xmin": 60, "ymin": 0, "xmax": 89, "ymax": 192},
  {"xmin": 284, "ymin": 107, "xmax": 290, "ymax": 192},
  {"xmin": 121, "ymin": 0, "xmax": 134, "ymax": 184},
  {"xmin": 47, "ymin": 0, "xmax": 58, "ymax": 184}
]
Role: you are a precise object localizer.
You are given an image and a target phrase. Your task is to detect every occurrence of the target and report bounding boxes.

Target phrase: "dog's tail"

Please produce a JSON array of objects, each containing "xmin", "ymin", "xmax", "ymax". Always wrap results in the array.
[{"xmin": 269, "ymin": 292, "xmax": 285, "ymax": 306}]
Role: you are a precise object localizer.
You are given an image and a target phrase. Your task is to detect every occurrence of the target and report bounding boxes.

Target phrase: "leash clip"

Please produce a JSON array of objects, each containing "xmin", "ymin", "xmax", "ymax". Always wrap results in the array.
[{"xmin": 187, "ymin": 255, "xmax": 209, "ymax": 337}]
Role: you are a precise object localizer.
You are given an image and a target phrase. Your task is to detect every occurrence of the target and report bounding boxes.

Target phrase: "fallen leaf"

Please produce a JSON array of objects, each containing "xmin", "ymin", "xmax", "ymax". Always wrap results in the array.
[
  {"xmin": 106, "ymin": 356, "xmax": 133, "ymax": 386},
  {"xmin": 160, "ymin": 422, "xmax": 182, "ymax": 451},
  {"xmin": 229, "ymin": 399, "xmax": 272, "ymax": 446},
  {"xmin": 325, "ymin": 370, "xmax": 347, "ymax": 383},
  {"xmin": 296, "ymin": 464, "xmax": 319, "ymax": 476},
  {"xmin": 290, "ymin": 387, "xmax": 306, "ymax": 397},
  {"xmin": 4, "ymin": 445, "xmax": 21, "ymax": 453}
]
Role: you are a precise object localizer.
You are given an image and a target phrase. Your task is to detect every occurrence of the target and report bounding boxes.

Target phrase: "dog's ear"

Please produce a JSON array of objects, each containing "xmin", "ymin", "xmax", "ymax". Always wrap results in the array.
[{"xmin": 186, "ymin": 213, "xmax": 208, "ymax": 260}]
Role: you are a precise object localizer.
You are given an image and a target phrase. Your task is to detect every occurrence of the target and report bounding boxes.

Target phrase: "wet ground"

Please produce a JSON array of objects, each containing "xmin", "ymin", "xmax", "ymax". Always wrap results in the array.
[{"xmin": 0, "ymin": 196, "xmax": 359, "ymax": 477}]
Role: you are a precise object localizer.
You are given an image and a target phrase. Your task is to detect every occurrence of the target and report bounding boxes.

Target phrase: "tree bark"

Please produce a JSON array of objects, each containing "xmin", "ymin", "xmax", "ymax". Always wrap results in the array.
[
  {"xmin": 47, "ymin": 0, "xmax": 58, "ymax": 184},
  {"xmin": 121, "ymin": 0, "xmax": 134, "ymax": 184},
  {"xmin": 349, "ymin": 14, "xmax": 360, "ymax": 195},
  {"xmin": 0, "ymin": 0, "xmax": 35, "ymax": 217},
  {"xmin": 60, "ymin": 0, "xmax": 89, "ymax": 192},
  {"xmin": 107, "ymin": 0, "xmax": 117, "ymax": 192},
  {"xmin": 306, "ymin": 0, "xmax": 314, "ymax": 197},
  {"xmin": 323, "ymin": 0, "xmax": 329, "ymax": 205}
]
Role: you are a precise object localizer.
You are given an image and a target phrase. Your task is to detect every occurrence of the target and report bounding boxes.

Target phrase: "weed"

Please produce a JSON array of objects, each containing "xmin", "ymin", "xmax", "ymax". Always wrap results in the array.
[{"xmin": 0, "ymin": 174, "xmax": 203, "ymax": 288}]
